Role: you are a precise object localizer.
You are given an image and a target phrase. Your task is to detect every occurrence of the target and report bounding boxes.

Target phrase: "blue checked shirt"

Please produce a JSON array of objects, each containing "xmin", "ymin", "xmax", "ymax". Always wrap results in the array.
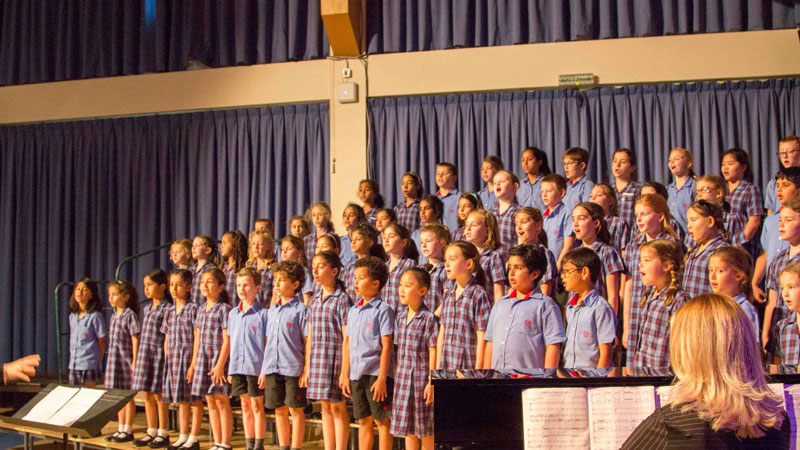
[
  {"xmin": 346, "ymin": 296, "xmax": 395, "ymax": 379},
  {"xmin": 734, "ymin": 293, "xmax": 761, "ymax": 343},
  {"xmin": 69, "ymin": 311, "xmax": 108, "ymax": 371},
  {"xmin": 765, "ymin": 177, "xmax": 779, "ymax": 214},
  {"xmin": 761, "ymin": 209, "xmax": 788, "ymax": 265},
  {"xmin": 478, "ymin": 186, "xmax": 499, "ymax": 211},
  {"xmin": 564, "ymin": 176, "xmax": 594, "ymax": 213},
  {"xmin": 227, "ymin": 300, "xmax": 269, "ymax": 376},
  {"xmin": 437, "ymin": 188, "xmax": 460, "ymax": 234},
  {"xmin": 542, "ymin": 202, "xmax": 573, "ymax": 259},
  {"xmin": 261, "ymin": 294, "xmax": 308, "ymax": 377},
  {"xmin": 485, "ymin": 289, "xmax": 566, "ymax": 370},
  {"xmin": 518, "ymin": 174, "xmax": 546, "ymax": 212},
  {"xmin": 563, "ymin": 290, "xmax": 617, "ymax": 368},
  {"xmin": 667, "ymin": 177, "xmax": 695, "ymax": 235}
]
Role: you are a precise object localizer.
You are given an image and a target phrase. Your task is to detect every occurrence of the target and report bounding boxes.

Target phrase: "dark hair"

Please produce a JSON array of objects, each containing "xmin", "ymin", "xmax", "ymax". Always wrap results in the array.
[
  {"xmin": 316, "ymin": 233, "xmax": 341, "ymax": 255},
  {"xmin": 254, "ymin": 218, "xmax": 273, "ymax": 230},
  {"xmin": 145, "ymin": 268, "xmax": 170, "ymax": 302},
  {"xmin": 642, "ymin": 181, "xmax": 669, "ymax": 201},
  {"xmin": 522, "ymin": 147, "xmax": 552, "ymax": 176},
  {"xmin": 237, "ymin": 266, "xmax": 263, "ymax": 287},
  {"xmin": 436, "ymin": 162, "xmax": 458, "ymax": 178},
  {"xmin": 272, "ymin": 260, "xmax": 306, "ymax": 295},
  {"xmin": 776, "ymin": 167, "xmax": 800, "ymax": 188},
  {"xmin": 482, "ymin": 155, "xmax": 505, "ymax": 172},
  {"xmin": 508, "ymin": 244, "xmax": 548, "ymax": 287},
  {"xmin": 359, "ymin": 179, "xmax": 386, "ymax": 208},
  {"xmin": 376, "ymin": 208, "xmax": 398, "ymax": 225},
  {"xmin": 383, "ymin": 222, "xmax": 419, "ymax": 262},
  {"xmin": 515, "ymin": 207, "xmax": 548, "ymax": 248},
  {"xmin": 542, "ymin": 173, "xmax": 567, "ymax": 192},
  {"xmin": 196, "ymin": 235, "xmax": 222, "ymax": 266},
  {"xmin": 169, "ymin": 269, "xmax": 193, "ymax": 285},
  {"xmin": 288, "ymin": 215, "xmax": 311, "ymax": 237},
  {"xmin": 722, "ymin": 148, "xmax": 754, "ymax": 183},
  {"xmin": 444, "ymin": 241, "xmax": 487, "ymax": 289},
  {"xmin": 110, "ymin": 280, "xmax": 141, "ymax": 319},
  {"xmin": 222, "ymin": 230, "xmax": 249, "ymax": 272},
  {"xmin": 343, "ymin": 203, "xmax": 368, "ymax": 228},
  {"xmin": 613, "ymin": 148, "xmax": 638, "ymax": 178},
  {"xmin": 403, "ymin": 267, "xmax": 432, "ymax": 290},
  {"xmin": 457, "ymin": 192, "xmax": 483, "ymax": 227},
  {"xmin": 354, "ymin": 256, "xmax": 390, "ymax": 290},
  {"xmin": 562, "ymin": 247, "xmax": 603, "ymax": 284},
  {"xmin": 574, "ymin": 202, "xmax": 612, "ymax": 246},
  {"xmin": 687, "ymin": 200, "xmax": 729, "ymax": 245},
  {"xmin": 351, "ymin": 223, "xmax": 387, "ymax": 260},
  {"xmin": 68, "ymin": 278, "xmax": 102, "ymax": 314},
  {"xmin": 203, "ymin": 268, "xmax": 231, "ymax": 305},
  {"xmin": 564, "ymin": 147, "xmax": 590, "ymax": 165},
  {"xmin": 420, "ymin": 194, "xmax": 444, "ymax": 222},
  {"xmin": 313, "ymin": 251, "xmax": 345, "ymax": 290},
  {"xmin": 401, "ymin": 172, "xmax": 424, "ymax": 199},
  {"xmin": 281, "ymin": 235, "xmax": 308, "ymax": 267}
]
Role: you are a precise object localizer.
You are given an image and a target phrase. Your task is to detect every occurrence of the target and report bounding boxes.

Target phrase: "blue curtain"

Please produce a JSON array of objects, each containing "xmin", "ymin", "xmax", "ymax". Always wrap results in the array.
[
  {"xmin": 368, "ymin": 79, "xmax": 800, "ymax": 207},
  {"xmin": 0, "ymin": 103, "xmax": 330, "ymax": 370},
  {"xmin": 366, "ymin": 0, "xmax": 800, "ymax": 54},
  {"xmin": 0, "ymin": 0, "xmax": 330, "ymax": 86}
]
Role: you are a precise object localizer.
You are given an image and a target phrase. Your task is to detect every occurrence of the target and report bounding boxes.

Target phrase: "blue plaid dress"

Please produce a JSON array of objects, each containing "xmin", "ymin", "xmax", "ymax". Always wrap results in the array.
[
  {"xmin": 391, "ymin": 306, "xmax": 438, "ymax": 438},
  {"xmin": 382, "ymin": 258, "xmax": 417, "ymax": 312},
  {"xmin": 161, "ymin": 302, "xmax": 199, "ymax": 404},
  {"xmin": 479, "ymin": 248, "xmax": 507, "ymax": 291},
  {"xmin": 364, "ymin": 208, "xmax": 378, "ymax": 228},
  {"xmin": 223, "ymin": 264, "xmax": 238, "ymax": 305},
  {"xmin": 424, "ymin": 261, "xmax": 448, "ymax": 312},
  {"xmin": 623, "ymin": 230, "xmax": 681, "ymax": 365},
  {"xmin": 681, "ymin": 236, "xmax": 729, "ymax": 298},
  {"xmin": 539, "ymin": 245, "xmax": 559, "ymax": 289},
  {"xmin": 452, "ymin": 227, "xmax": 465, "ymax": 242},
  {"xmin": 191, "ymin": 301, "xmax": 233, "ymax": 397},
  {"xmin": 606, "ymin": 215, "xmax": 631, "ymax": 253},
  {"xmin": 726, "ymin": 179, "xmax": 764, "ymax": 255},
  {"xmin": 631, "ymin": 286, "xmax": 689, "ymax": 367},
  {"xmin": 615, "ymin": 181, "xmax": 643, "ymax": 230},
  {"xmin": 132, "ymin": 301, "xmax": 172, "ymax": 392},
  {"xmin": 588, "ymin": 241, "xmax": 625, "ymax": 299},
  {"xmin": 439, "ymin": 277, "xmax": 492, "ymax": 369},
  {"xmin": 251, "ymin": 264, "xmax": 274, "ymax": 305},
  {"xmin": 191, "ymin": 262, "xmax": 217, "ymax": 305},
  {"xmin": 342, "ymin": 262, "xmax": 357, "ymax": 299},
  {"xmin": 766, "ymin": 248, "xmax": 800, "ymax": 352},
  {"xmin": 490, "ymin": 201, "xmax": 521, "ymax": 258},
  {"xmin": 394, "ymin": 199, "xmax": 421, "ymax": 232},
  {"xmin": 307, "ymin": 285, "xmax": 352, "ymax": 402},
  {"xmin": 105, "ymin": 308, "xmax": 141, "ymax": 390},
  {"xmin": 777, "ymin": 314, "xmax": 800, "ymax": 365}
]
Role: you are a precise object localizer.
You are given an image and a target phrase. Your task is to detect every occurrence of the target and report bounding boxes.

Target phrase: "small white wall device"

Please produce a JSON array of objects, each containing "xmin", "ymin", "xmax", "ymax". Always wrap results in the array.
[{"xmin": 337, "ymin": 82, "xmax": 358, "ymax": 103}]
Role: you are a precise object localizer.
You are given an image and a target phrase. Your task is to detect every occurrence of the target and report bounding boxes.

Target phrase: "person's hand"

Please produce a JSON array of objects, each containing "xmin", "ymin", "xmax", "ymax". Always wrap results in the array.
[
  {"xmin": 3, "ymin": 355, "xmax": 40, "ymax": 383},
  {"xmin": 258, "ymin": 375, "xmax": 266, "ymax": 389},
  {"xmin": 423, "ymin": 382, "xmax": 434, "ymax": 405},
  {"xmin": 339, "ymin": 374, "xmax": 351, "ymax": 399},
  {"xmin": 370, "ymin": 377, "xmax": 387, "ymax": 402},
  {"xmin": 621, "ymin": 331, "xmax": 629, "ymax": 349},
  {"xmin": 186, "ymin": 365, "xmax": 195, "ymax": 383},
  {"xmin": 208, "ymin": 365, "xmax": 226, "ymax": 385},
  {"xmin": 298, "ymin": 369, "xmax": 309, "ymax": 388},
  {"xmin": 752, "ymin": 284, "xmax": 766, "ymax": 303}
]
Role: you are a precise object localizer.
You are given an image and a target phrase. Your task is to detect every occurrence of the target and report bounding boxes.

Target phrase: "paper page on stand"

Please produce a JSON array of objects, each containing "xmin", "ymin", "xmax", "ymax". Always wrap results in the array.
[
  {"xmin": 587, "ymin": 386, "xmax": 656, "ymax": 450},
  {"xmin": 784, "ymin": 384, "xmax": 800, "ymax": 450},
  {"xmin": 522, "ymin": 387, "xmax": 590, "ymax": 450},
  {"xmin": 47, "ymin": 388, "xmax": 106, "ymax": 426},
  {"xmin": 21, "ymin": 386, "xmax": 80, "ymax": 424},
  {"xmin": 769, "ymin": 383, "xmax": 786, "ymax": 410},
  {"xmin": 656, "ymin": 385, "xmax": 673, "ymax": 408}
]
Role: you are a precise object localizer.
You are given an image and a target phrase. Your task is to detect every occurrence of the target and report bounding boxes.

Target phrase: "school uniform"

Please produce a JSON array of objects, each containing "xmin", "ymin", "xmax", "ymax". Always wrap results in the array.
[
  {"xmin": 307, "ymin": 285, "xmax": 352, "ymax": 403},
  {"xmin": 301, "ymin": 267, "xmax": 315, "ymax": 297},
  {"xmin": 606, "ymin": 215, "xmax": 631, "ymax": 252},
  {"xmin": 518, "ymin": 174, "xmax": 546, "ymax": 212},
  {"xmin": 191, "ymin": 262, "xmax": 216, "ymax": 305},
  {"xmin": 615, "ymin": 181, "xmax": 643, "ymax": 230},
  {"xmin": 776, "ymin": 313, "xmax": 800, "ymax": 365},
  {"xmin": 341, "ymin": 261, "xmax": 357, "ymax": 299},
  {"xmin": 223, "ymin": 264, "xmax": 239, "ymax": 305},
  {"xmin": 191, "ymin": 300, "xmax": 233, "ymax": 397},
  {"xmin": 105, "ymin": 308, "xmax": 141, "ymax": 390},
  {"xmin": 339, "ymin": 232, "xmax": 357, "ymax": 267},
  {"xmin": 423, "ymin": 261, "xmax": 447, "ymax": 313},
  {"xmin": 490, "ymin": 201, "xmax": 521, "ymax": 257},
  {"xmin": 391, "ymin": 305, "xmax": 438, "ymax": 438},
  {"xmin": 478, "ymin": 187, "xmax": 499, "ymax": 211},
  {"xmin": 382, "ymin": 257, "xmax": 418, "ymax": 312},
  {"xmin": 766, "ymin": 247, "xmax": 800, "ymax": 351},
  {"xmin": 394, "ymin": 199, "xmax": 421, "ymax": 232},
  {"xmin": 68, "ymin": 311, "xmax": 107, "ymax": 385},
  {"xmin": 274, "ymin": 241, "xmax": 282, "ymax": 262},
  {"xmin": 587, "ymin": 241, "xmax": 625, "ymax": 299},
  {"xmin": 623, "ymin": 230, "xmax": 681, "ymax": 365},
  {"xmin": 252, "ymin": 265, "xmax": 274, "ymax": 306},
  {"xmin": 563, "ymin": 290, "xmax": 617, "ymax": 368},
  {"xmin": 667, "ymin": 177, "xmax": 696, "ymax": 235},
  {"xmin": 681, "ymin": 236, "xmax": 730, "ymax": 298},
  {"xmin": 761, "ymin": 208, "xmax": 788, "ymax": 265},
  {"xmin": 439, "ymin": 277, "xmax": 492, "ymax": 369},
  {"xmin": 410, "ymin": 228, "xmax": 428, "ymax": 265},
  {"xmin": 346, "ymin": 296, "xmax": 395, "ymax": 420},
  {"xmin": 364, "ymin": 208, "xmax": 378, "ymax": 228},
  {"xmin": 765, "ymin": 177, "xmax": 779, "ymax": 214},
  {"xmin": 733, "ymin": 293, "xmax": 760, "ymax": 342},
  {"xmin": 437, "ymin": 188, "xmax": 460, "ymax": 234},
  {"xmin": 542, "ymin": 202, "xmax": 573, "ymax": 259},
  {"xmin": 452, "ymin": 227, "xmax": 465, "ymax": 242},
  {"xmin": 631, "ymin": 286, "xmax": 689, "ymax": 367},
  {"xmin": 228, "ymin": 300, "xmax": 269, "ymax": 397},
  {"xmin": 161, "ymin": 302, "xmax": 199, "ymax": 404},
  {"xmin": 479, "ymin": 247, "xmax": 507, "ymax": 290},
  {"xmin": 261, "ymin": 294, "xmax": 309, "ymax": 408},
  {"xmin": 132, "ymin": 301, "xmax": 172, "ymax": 392},
  {"xmin": 538, "ymin": 245, "xmax": 559, "ymax": 291},
  {"xmin": 726, "ymin": 179, "xmax": 764, "ymax": 255},
  {"xmin": 564, "ymin": 175, "xmax": 594, "ymax": 213},
  {"xmin": 485, "ymin": 289, "xmax": 565, "ymax": 370}
]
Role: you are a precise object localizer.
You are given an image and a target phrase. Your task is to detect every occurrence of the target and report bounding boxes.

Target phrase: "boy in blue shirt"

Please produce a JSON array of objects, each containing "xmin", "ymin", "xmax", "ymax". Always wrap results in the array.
[
  {"xmin": 258, "ymin": 261, "xmax": 308, "ymax": 450},
  {"xmin": 484, "ymin": 244, "xmax": 565, "ymax": 370},
  {"xmin": 229, "ymin": 267, "xmax": 269, "ymax": 450},
  {"xmin": 435, "ymin": 162, "xmax": 460, "ymax": 233},
  {"xmin": 560, "ymin": 248, "xmax": 617, "ymax": 368},
  {"xmin": 541, "ymin": 173, "xmax": 575, "ymax": 269},
  {"xmin": 562, "ymin": 147, "xmax": 595, "ymax": 212},
  {"xmin": 339, "ymin": 256, "xmax": 395, "ymax": 450}
]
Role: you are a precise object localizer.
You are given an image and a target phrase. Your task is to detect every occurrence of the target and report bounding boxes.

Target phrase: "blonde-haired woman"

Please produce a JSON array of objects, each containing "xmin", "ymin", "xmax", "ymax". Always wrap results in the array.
[{"xmin": 623, "ymin": 293, "xmax": 788, "ymax": 448}]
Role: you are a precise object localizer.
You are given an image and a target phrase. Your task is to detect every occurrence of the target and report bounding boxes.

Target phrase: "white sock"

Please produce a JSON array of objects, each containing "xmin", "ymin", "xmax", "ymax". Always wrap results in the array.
[
  {"xmin": 158, "ymin": 429, "xmax": 168, "ymax": 437},
  {"xmin": 147, "ymin": 428, "xmax": 157, "ymax": 437},
  {"xmin": 172, "ymin": 434, "xmax": 187, "ymax": 446},
  {"xmin": 117, "ymin": 424, "xmax": 124, "ymax": 433},
  {"xmin": 123, "ymin": 425, "xmax": 133, "ymax": 434},
  {"xmin": 183, "ymin": 435, "xmax": 198, "ymax": 446}
]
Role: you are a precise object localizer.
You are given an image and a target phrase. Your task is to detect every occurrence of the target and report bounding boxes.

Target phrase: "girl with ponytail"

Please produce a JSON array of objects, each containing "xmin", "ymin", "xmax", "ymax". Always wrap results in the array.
[
  {"xmin": 681, "ymin": 200, "xmax": 731, "ymax": 298},
  {"xmin": 572, "ymin": 202, "xmax": 624, "ymax": 313}
]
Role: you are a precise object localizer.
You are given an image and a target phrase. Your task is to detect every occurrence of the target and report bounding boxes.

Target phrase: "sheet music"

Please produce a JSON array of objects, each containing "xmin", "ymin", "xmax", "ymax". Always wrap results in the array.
[
  {"xmin": 47, "ymin": 388, "xmax": 105, "ymax": 426},
  {"xmin": 587, "ymin": 386, "xmax": 656, "ymax": 450},
  {"xmin": 522, "ymin": 388, "xmax": 590, "ymax": 450},
  {"xmin": 21, "ymin": 386, "xmax": 79, "ymax": 424},
  {"xmin": 769, "ymin": 383, "xmax": 786, "ymax": 410},
  {"xmin": 785, "ymin": 384, "xmax": 800, "ymax": 450},
  {"xmin": 656, "ymin": 385, "xmax": 673, "ymax": 407}
]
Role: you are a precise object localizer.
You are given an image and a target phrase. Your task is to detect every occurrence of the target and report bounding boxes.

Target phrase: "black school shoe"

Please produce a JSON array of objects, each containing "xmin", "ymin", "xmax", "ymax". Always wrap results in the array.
[
  {"xmin": 148, "ymin": 436, "xmax": 170, "ymax": 448},
  {"xmin": 134, "ymin": 435, "xmax": 155, "ymax": 447},
  {"xmin": 108, "ymin": 432, "xmax": 134, "ymax": 443},
  {"xmin": 179, "ymin": 443, "xmax": 199, "ymax": 450}
]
